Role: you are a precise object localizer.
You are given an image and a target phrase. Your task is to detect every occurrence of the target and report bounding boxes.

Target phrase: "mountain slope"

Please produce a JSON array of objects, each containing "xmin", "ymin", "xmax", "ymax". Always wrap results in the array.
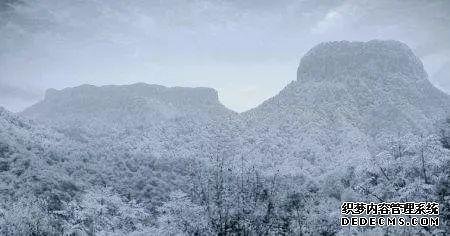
[{"xmin": 0, "ymin": 106, "xmax": 86, "ymax": 233}]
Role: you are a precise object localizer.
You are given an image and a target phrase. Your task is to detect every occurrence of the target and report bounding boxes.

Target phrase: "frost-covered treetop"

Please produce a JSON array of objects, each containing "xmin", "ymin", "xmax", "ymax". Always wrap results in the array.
[
  {"xmin": 297, "ymin": 40, "xmax": 427, "ymax": 83},
  {"xmin": 0, "ymin": 106, "xmax": 31, "ymax": 130}
]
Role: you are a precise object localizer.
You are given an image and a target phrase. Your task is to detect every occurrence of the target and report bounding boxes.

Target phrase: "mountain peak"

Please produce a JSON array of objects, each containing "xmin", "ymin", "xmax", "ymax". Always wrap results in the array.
[{"xmin": 297, "ymin": 40, "xmax": 426, "ymax": 83}]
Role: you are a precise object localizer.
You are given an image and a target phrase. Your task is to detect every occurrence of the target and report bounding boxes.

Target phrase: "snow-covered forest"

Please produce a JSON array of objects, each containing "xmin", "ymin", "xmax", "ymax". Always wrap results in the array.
[{"xmin": 0, "ymin": 40, "xmax": 449, "ymax": 235}]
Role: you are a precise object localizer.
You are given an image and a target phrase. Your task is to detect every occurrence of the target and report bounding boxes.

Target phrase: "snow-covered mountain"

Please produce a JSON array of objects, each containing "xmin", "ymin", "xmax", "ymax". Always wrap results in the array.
[
  {"xmin": 17, "ymin": 40, "xmax": 450, "ymax": 176},
  {"xmin": 241, "ymin": 40, "xmax": 450, "ymax": 175},
  {"xmin": 18, "ymin": 41, "xmax": 450, "ymax": 175},
  {"xmin": 2, "ymin": 40, "xmax": 450, "ymax": 235},
  {"xmin": 17, "ymin": 83, "xmax": 241, "ymax": 219},
  {"xmin": 22, "ymin": 83, "xmax": 234, "ymax": 135},
  {"xmin": 246, "ymin": 40, "xmax": 449, "ymax": 134}
]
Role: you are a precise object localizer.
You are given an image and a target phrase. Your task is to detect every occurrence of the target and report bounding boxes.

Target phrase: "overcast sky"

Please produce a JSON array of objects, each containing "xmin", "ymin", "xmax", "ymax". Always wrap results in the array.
[{"xmin": 1, "ymin": 0, "xmax": 449, "ymax": 112}]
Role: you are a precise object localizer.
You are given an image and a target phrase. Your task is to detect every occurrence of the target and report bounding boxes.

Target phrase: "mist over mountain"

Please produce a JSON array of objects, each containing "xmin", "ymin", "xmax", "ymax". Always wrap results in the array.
[{"xmin": 2, "ymin": 40, "xmax": 450, "ymax": 235}]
